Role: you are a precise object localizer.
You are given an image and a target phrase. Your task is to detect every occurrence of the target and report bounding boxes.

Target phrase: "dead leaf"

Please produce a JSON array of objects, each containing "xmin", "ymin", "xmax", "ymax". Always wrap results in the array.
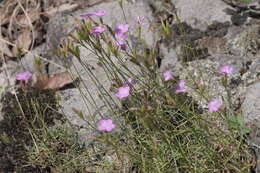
[
  {"xmin": 32, "ymin": 72, "xmax": 75, "ymax": 90},
  {"xmin": 0, "ymin": 33, "xmax": 13, "ymax": 57},
  {"xmin": 12, "ymin": 29, "xmax": 32, "ymax": 56},
  {"xmin": 0, "ymin": 14, "xmax": 10, "ymax": 26},
  {"xmin": 17, "ymin": 12, "xmax": 40, "ymax": 27}
]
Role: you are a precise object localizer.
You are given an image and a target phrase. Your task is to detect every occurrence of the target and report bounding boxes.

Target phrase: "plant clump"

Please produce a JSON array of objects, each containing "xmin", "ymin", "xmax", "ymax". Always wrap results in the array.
[{"xmin": 0, "ymin": 88, "xmax": 63, "ymax": 172}]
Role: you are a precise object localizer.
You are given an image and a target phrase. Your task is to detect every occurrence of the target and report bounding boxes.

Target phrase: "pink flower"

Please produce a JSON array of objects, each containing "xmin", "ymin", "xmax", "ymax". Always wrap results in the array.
[
  {"xmin": 114, "ymin": 24, "xmax": 129, "ymax": 34},
  {"xmin": 80, "ymin": 10, "xmax": 107, "ymax": 18},
  {"xmin": 124, "ymin": 78, "xmax": 135, "ymax": 86},
  {"xmin": 127, "ymin": 78, "xmax": 133, "ymax": 84},
  {"xmin": 208, "ymin": 99, "xmax": 222, "ymax": 112},
  {"xmin": 91, "ymin": 26, "xmax": 106, "ymax": 36},
  {"xmin": 113, "ymin": 24, "xmax": 129, "ymax": 50},
  {"xmin": 16, "ymin": 72, "xmax": 32, "ymax": 81},
  {"xmin": 174, "ymin": 80, "xmax": 187, "ymax": 93},
  {"xmin": 163, "ymin": 71, "xmax": 173, "ymax": 81},
  {"xmin": 115, "ymin": 40, "xmax": 127, "ymax": 50},
  {"xmin": 218, "ymin": 65, "xmax": 234, "ymax": 75},
  {"xmin": 135, "ymin": 16, "xmax": 145, "ymax": 25},
  {"xmin": 115, "ymin": 32, "xmax": 128, "ymax": 41},
  {"xmin": 115, "ymin": 86, "xmax": 130, "ymax": 99},
  {"xmin": 97, "ymin": 119, "xmax": 116, "ymax": 132}
]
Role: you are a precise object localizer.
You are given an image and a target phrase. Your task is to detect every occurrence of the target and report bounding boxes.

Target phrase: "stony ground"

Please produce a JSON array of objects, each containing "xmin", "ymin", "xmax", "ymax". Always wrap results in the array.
[{"xmin": 0, "ymin": 0, "xmax": 260, "ymax": 172}]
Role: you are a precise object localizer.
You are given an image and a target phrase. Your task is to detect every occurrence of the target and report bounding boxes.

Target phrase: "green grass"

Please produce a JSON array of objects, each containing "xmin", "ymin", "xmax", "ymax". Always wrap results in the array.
[{"xmin": 238, "ymin": 0, "xmax": 252, "ymax": 3}]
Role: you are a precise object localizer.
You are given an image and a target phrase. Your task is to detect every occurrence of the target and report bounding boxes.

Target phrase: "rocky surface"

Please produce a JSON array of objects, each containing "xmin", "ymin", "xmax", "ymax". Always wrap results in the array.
[
  {"xmin": 0, "ymin": 0, "xmax": 260, "ymax": 170},
  {"xmin": 243, "ymin": 82, "xmax": 260, "ymax": 124},
  {"xmin": 172, "ymin": 0, "xmax": 234, "ymax": 30}
]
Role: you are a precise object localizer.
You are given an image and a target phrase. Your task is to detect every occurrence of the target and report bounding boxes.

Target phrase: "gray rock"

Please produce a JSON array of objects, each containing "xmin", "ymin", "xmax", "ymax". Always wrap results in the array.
[
  {"xmin": 20, "ymin": 44, "xmax": 47, "ymax": 74},
  {"xmin": 159, "ymin": 45, "xmax": 178, "ymax": 72},
  {"xmin": 242, "ymin": 82, "xmax": 260, "ymax": 172},
  {"xmin": 0, "ymin": 60, "xmax": 20, "ymax": 89},
  {"xmin": 172, "ymin": 0, "xmax": 233, "ymax": 30},
  {"xmin": 242, "ymin": 82, "xmax": 260, "ymax": 124}
]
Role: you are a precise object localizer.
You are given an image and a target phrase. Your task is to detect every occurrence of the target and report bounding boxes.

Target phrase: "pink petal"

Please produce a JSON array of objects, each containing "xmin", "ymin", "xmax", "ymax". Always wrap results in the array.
[
  {"xmin": 91, "ymin": 26, "xmax": 106, "ymax": 36},
  {"xmin": 16, "ymin": 72, "xmax": 32, "ymax": 81},
  {"xmin": 80, "ymin": 10, "xmax": 107, "ymax": 18},
  {"xmin": 174, "ymin": 80, "xmax": 187, "ymax": 93},
  {"xmin": 97, "ymin": 119, "xmax": 116, "ymax": 132},
  {"xmin": 208, "ymin": 99, "xmax": 222, "ymax": 112},
  {"xmin": 115, "ymin": 86, "xmax": 130, "ymax": 99},
  {"xmin": 114, "ymin": 24, "xmax": 129, "ymax": 34},
  {"xmin": 135, "ymin": 16, "xmax": 145, "ymax": 24},
  {"xmin": 218, "ymin": 65, "xmax": 234, "ymax": 75},
  {"xmin": 163, "ymin": 71, "xmax": 173, "ymax": 81},
  {"xmin": 175, "ymin": 88, "xmax": 187, "ymax": 94}
]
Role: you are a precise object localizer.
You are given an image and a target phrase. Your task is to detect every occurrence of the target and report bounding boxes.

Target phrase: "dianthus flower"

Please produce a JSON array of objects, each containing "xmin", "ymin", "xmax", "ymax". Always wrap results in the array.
[
  {"xmin": 115, "ymin": 86, "xmax": 130, "ymax": 99},
  {"xmin": 218, "ymin": 65, "xmax": 234, "ymax": 75},
  {"xmin": 163, "ymin": 71, "xmax": 173, "ymax": 81},
  {"xmin": 16, "ymin": 72, "xmax": 32, "ymax": 81},
  {"xmin": 135, "ymin": 16, "xmax": 145, "ymax": 25},
  {"xmin": 97, "ymin": 119, "xmax": 116, "ymax": 132},
  {"xmin": 114, "ymin": 24, "xmax": 129, "ymax": 50},
  {"xmin": 174, "ymin": 80, "xmax": 187, "ymax": 93},
  {"xmin": 91, "ymin": 26, "xmax": 106, "ymax": 36},
  {"xmin": 80, "ymin": 10, "xmax": 107, "ymax": 18},
  {"xmin": 114, "ymin": 24, "xmax": 129, "ymax": 34},
  {"xmin": 208, "ymin": 99, "xmax": 222, "ymax": 112}
]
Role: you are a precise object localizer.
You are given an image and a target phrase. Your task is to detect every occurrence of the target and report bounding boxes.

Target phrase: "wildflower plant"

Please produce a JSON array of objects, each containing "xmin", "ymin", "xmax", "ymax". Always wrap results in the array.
[
  {"xmin": 24, "ymin": 4, "xmax": 254, "ymax": 173},
  {"xmin": 57, "ymin": 7, "xmax": 254, "ymax": 172}
]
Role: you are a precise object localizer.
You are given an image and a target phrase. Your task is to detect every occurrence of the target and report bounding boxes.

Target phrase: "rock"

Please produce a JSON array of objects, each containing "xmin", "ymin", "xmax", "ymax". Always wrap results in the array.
[
  {"xmin": 226, "ymin": 22, "xmax": 260, "ymax": 58},
  {"xmin": 242, "ymin": 82, "xmax": 260, "ymax": 124},
  {"xmin": 151, "ymin": 1, "xmax": 260, "ymax": 118},
  {"xmin": 0, "ymin": 60, "xmax": 20, "ymax": 89},
  {"xmin": 172, "ymin": 0, "xmax": 233, "ymax": 30},
  {"xmin": 242, "ymin": 82, "xmax": 260, "ymax": 172},
  {"xmin": 20, "ymin": 44, "xmax": 48, "ymax": 74},
  {"xmin": 159, "ymin": 45, "xmax": 180, "ymax": 74}
]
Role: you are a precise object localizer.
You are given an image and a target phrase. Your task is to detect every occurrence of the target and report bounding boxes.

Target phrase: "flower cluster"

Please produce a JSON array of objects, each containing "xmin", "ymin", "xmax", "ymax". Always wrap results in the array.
[
  {"xmin": 162, "ymin": 65, "xmax": 234, "ymax": 113},
  {"xmin": 80, "ymin": 10, "xmax": 234, "ymax": 132},
  {"xmin": 163, "ymin": 71, "xmax": 187, "ymax": 94}
]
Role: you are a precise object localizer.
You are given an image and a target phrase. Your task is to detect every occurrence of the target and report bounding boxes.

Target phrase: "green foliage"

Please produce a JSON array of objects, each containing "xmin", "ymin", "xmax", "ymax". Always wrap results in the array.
[
  {"xmin": 238, "ymin": 0, "xmax": 252, "ymax": 3},
  {"xmin": 227, "ymin": 114, "xmax": 251, "ymax": 137}
]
